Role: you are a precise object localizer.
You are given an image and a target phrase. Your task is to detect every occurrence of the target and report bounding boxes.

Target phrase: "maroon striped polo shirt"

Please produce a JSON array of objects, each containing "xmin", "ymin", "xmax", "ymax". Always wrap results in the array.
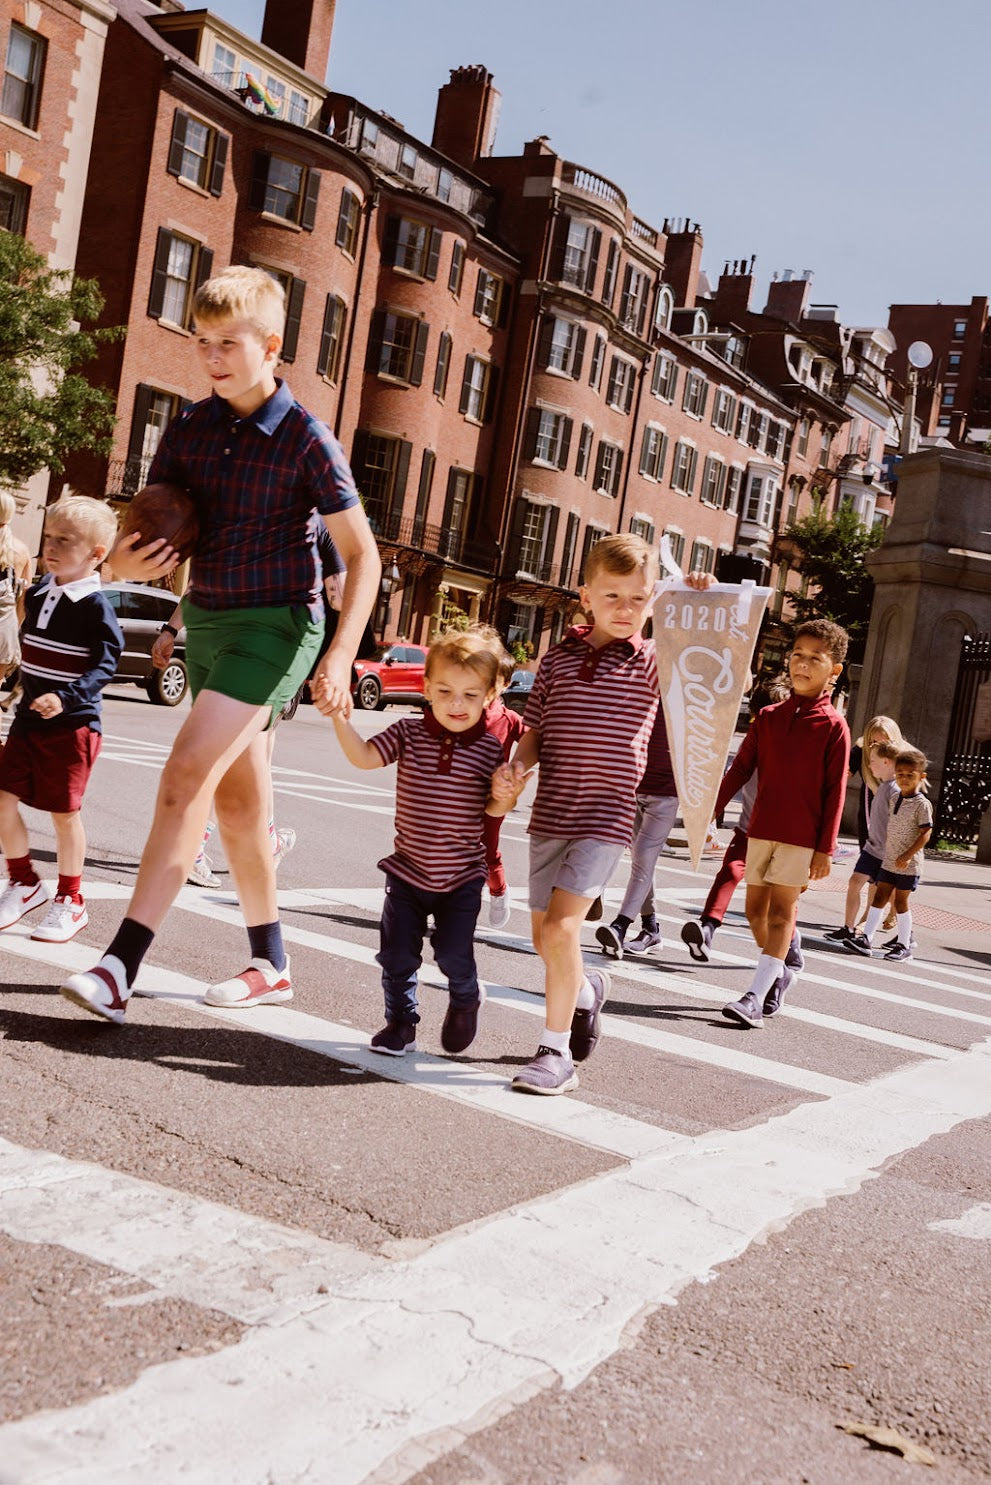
[
  {"xmin": 523, "ymin": 625, "xmax": 660, "ymax": 846},
  {"xmin": 371, "ymin": 711, "xmax": 506, "ymax": 892}
]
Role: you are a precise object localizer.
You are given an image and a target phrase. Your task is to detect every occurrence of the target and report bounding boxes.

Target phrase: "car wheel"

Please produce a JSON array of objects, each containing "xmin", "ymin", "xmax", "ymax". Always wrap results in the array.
[
  {"xmin": 145, "ymin": 659, "xmax": 188, "ymax": 707},
  {"xmin": 355, "ymin": 675, "xmax": 382, "ymax": 711}
]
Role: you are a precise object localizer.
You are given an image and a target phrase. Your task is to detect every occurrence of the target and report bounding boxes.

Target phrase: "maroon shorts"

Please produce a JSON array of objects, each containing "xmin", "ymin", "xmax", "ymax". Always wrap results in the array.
[{"xmin": 0, "ymin": 726, "xmax": 102, "ymax": 812}]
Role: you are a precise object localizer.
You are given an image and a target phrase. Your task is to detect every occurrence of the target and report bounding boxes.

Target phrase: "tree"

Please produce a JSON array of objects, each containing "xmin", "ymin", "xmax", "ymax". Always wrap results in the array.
[
  {"xmin": 781, "ymin": 499, "xmax": 883, "ymax": 660},
  {"xmin": 0, "ymin": 232, "xmax": 120, "ymax": 486}
]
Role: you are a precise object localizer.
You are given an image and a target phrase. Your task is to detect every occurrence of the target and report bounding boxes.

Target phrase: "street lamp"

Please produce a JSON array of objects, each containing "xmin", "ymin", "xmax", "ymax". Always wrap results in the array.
[
  {"xmin": 376, "ymin": 559, "xmax": 402, "ymax": 639},
  {"xmin": 900, "ymin": 340, "xmax": 933, "ymax": 456}
]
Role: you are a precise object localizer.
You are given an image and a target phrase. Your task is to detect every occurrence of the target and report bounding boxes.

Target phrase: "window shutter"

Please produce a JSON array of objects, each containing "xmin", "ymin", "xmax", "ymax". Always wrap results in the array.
[
  {"xmin": 572, "ymin": 326, "xmax": 586, "ymax": 380},
  {"xmin": 548, "ymin": 214, "xmax": 570, "ymax": 281},
  {"xmin": 425, "ymin": 228, "xmax": 442, "ymax": 281},
  {"xmin": 523, "ymin": 406, "xmax": 541, "ymax": 461},
  {"xmin": 613, "ymin": 447, "xmax": 624, "ymax": 492},
  {"xmin": 636, "ymin": 290, "xmax": 647, "ymax": 337},
  {"xmin": 409, "ymin": 320, "xmax": 429, "ymax": 386},
  {"xmin": 300, "ymin": 169, "xmax": 321, "ymax": 230},
  {"xmin": 506, "ymin": 496, "xmax": 530, "ymax": 570},
  {"xmin": 473, "ymin": 269, "xmax": 487, "ymax": 318},
  {"xmin": 592, "ymin": 443, "xmax": 606, "ymax": 490},
  {"xmin": 433, "ymin": 332, "xmax": 451, "ymax": 398},
  {"xmin": 585, "ymin": 228, "xmax": 601, "ymax": 293},
  {"xmin": 623, "ymin": 373, "xmax": 634, "ymax": 415},
  {"xmin": 167, "ymin": 111, "xmax": 189, "ymax": 178},
  {"xmin": 639, "ymin": 426, "xmax": 652, "ymax": 476},
  {"xmin": 365, "ymin": 309, "xmax": 385, "ymax": 373},
  {"xmin": 498, "ymin": 282, "xmax": 511, "ymax": 328},
  {"xmin": 193, "ymin": 246, "xmax": 214, "ymax": 295},
  {"xmin": 413, "ymin": 449, "xmax": 435, "ymax": 537},
  {"xmin": 393, "ymin": 440, "xmax": 412, "ymax": 506},
  {"xmin": 382, "ymin": 214, "xmax": 400, "ymax": 267},
  {"xmin": 620, "ymin": 263, "xmax": 633, "ymax": 320},
  {"xmin": 697, "ymin": 382, "xmax": 708, "ymax": 419},
  {"xmin": 147, "ymin": 229, "xmax": 172, "ymax": 318},
  {"xmin": 543, "ymin": 505, "xmax": 560, "ymax": 579},
  {"xmin": 249, "ymin": 152, "xmax": 270, "ymax": 212},
  {"xmin": 557, "ymin": 417, "xmax": 573, "ymax": 470},
  {"xmin": 349, "ymin": 428, "xmax": 369, "ymax": 483},
  {"xmin": 601, "ymin": 239, "xmax": 619, "ymax": 307},
  {"xmin": 483, "ymin": 363, "xmax": 500, "ymax": 423},
  {"xmin": 282, "ymin": 278, "xmax": 306, "ymax": 362},
  {"xmin": 317, "ymin": 294, "xmax": 336, "ymax": 376},
  {"xmin": 208, "ymin": 132, "xmax": 228, "ymax": 197},
  {"xmin": 127, "ymin": 384, "xmax": 155, "ymax": 461},
  {"xmin": 458, "ymin": 356, "xmax": 473, "ymax": 415},
  {"xmin": 335, "ymin": 191, "xmax": 351, "ymax": 248},
  {"xmin": 657, "ymin": 433, "xmax": 668, "ymax": 482},
  {"xmin": 537, "ymin": 315, "xmax": 555, "ymax": 369}
]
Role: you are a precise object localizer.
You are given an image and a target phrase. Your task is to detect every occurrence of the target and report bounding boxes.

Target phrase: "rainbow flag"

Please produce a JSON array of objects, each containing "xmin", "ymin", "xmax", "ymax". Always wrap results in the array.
[{"xmin": 244, "ymin": 72, "xmax": 281, "ymax": 115}]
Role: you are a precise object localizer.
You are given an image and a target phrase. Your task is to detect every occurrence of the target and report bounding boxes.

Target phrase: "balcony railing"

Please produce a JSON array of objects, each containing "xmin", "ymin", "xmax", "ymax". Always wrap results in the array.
[
  {"xmin": 105, "ymin": 457, "xmax": 151, "ymax": 497},
  {"xmin": 364, "ymin": 503, "xmax": 498, "ymax": 574},
  {"xmin": 562, "ymin": 162, "xmax": 626, "ymax": 214},
  {"xmin": 212, "ymin": 69, "xmax": 311, "ymax": 126},
  {"xmin": 631, "ymin": 216, "xmax": 660, "ymax": 248}
]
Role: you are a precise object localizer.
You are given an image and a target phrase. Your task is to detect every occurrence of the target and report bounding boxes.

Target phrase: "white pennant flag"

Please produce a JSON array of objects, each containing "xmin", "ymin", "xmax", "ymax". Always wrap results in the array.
[{"xmin": 653, "ymin": 544, "xmax": 771, "ymax": 871}]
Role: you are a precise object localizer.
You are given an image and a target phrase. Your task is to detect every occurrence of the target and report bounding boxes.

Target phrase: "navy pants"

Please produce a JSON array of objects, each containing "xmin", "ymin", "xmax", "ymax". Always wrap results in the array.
[{"xmin": 377, "ymin": 872, "xmax": 483, "ymax": 1025}]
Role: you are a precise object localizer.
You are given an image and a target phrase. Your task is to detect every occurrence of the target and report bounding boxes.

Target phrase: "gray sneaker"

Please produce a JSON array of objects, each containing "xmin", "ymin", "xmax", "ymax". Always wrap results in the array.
[
  {"xmin": 763, "ymin": 965, "xmax": 795, "ymax": 1018},
  {"xmin": 570, "ymin": 969, "xmax": 610, "ymax": 1062},
  {"xmin": 844, "ymin": 932, "xmax": 873, "ymax": 957},
  {"xmin": 512, "ymin": 1045, "xmax": 579, "ymax": 1095},
  {"xmin": 784, "ymin": 929, "xmax": 804, "ymax": 971},
  {"xmin": 883, "ymin": 941, "xmax": 913, "ymax": 962},
  {"xmin": 722, "ymin": 990, "xmax": 764, "ymax": 1028},
  {"xmin": 595, "ymin": 921, "xmax": 625, "ymax": 960},
  {"xmin": 681, "ymin": 920, "xmax": 712, "ymax": 963},
  {"xmin": 626, "ymin": 927, "xmax": 663, "ymax": 956}
]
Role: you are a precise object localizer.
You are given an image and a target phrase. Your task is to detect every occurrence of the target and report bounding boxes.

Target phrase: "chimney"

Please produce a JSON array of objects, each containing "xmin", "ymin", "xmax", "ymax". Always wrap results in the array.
[
  {"xmin": 662, "ymin": 220, "xmax": 704, "ymax": 308},
  {"xmin": 432, "ymin": 65, "xmax": 501, "ymax": 167},
  {"xmin": 764, "ymin": 268, "xmax": 813, "ymax": 322},
  {"xmin": 261, "ymin": 0, "xmax": 336, "ymax": 82},
  {"xmin": 711, "ymin": 257, "xmax": 756, "ymax": 319}
]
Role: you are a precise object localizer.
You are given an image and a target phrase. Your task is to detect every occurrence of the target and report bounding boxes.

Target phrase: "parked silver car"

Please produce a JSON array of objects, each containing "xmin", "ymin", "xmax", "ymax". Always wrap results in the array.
[{"xmin": 102, "ymin": 582, "xmax": 188, "ymax": 706}]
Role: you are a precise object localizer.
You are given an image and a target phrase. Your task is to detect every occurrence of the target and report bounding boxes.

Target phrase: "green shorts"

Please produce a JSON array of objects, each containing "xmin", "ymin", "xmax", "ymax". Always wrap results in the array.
[{"xmin": 182, "ymin": 599, "xmax": 324, "ymax": 728}]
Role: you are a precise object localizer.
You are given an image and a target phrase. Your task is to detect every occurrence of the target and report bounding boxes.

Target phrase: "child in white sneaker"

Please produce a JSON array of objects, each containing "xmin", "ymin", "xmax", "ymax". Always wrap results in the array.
[
  {"xmin": 845, "ymin": 748, "xmax": 931, "ymax": 962},
  {"xmin": 0, "ymin": 495, "xmax": 122, "ymax": 944}
]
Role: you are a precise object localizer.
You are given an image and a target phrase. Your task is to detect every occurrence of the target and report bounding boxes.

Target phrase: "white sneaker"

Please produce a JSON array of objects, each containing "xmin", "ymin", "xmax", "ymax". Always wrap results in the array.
[
  {"xmin": 187, "ymin": 854, "xmax": 222, "ymax": 888},
  {"xmin": 272, "ymin": 828, "xmax": 297, "ymax": 870},
  {"xmin": 0, "ymin": 878, "xmax": 50, "ymax": 930},
  {"xmin": 203, "ymin": 956, "xmax": 293, "ymax": 1007},
  {"xmin": 60, "ymin": 955, "xmax": 131, "ymax": 1025},
  {"xmin": 488, "ymin": 891, "xmax": 512, "ymax": 928},
  {"xmin": 30, "ymin": 895, "xmax": 89, "ymax": 943}
]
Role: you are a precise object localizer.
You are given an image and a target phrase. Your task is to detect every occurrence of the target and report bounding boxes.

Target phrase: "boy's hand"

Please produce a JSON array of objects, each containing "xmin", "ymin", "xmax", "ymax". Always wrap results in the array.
[
  {"xmin": 491, "ymin": 760, "xmax": 532, "ymax": 801},
  {"xmin": 310, "ymin": 650, "xmax": 353, "ymax": 718},
  {"xmin": 895, "ymin": 854, "xmax": 909, "ymax": 871},
  {"xmin": 809, "ymin": 850, "xmax": 831, "ymax": 881},
  {"xmin": 685, "ymin": 570, "xmax": 717, "ymax": 590},
  {"xmin": 151, "ymin": 630, "xmax": 174, "ymax": 669},
  {"xmin": 110, "ymin": 532, "xmax": 180, "ymax": 581},
  {"xmin": 30, "ymin": 692, "xmax": 63, "ymax": 720}
]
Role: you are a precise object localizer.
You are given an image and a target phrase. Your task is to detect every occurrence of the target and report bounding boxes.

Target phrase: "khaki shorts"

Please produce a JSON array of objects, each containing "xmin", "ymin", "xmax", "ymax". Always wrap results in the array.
[
  {"xmin": 528, "ymin": 835, "xmax": 625, "ymax": 913},
  {"xmin": 744, "ymin": 837, "xmax": 815, "ymax": 889}
]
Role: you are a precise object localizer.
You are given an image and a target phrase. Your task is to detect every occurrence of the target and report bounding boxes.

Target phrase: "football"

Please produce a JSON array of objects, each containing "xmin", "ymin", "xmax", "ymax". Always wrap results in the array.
[{"xmin": 120, "ymin": 483, "xmax": 200, "ymax": 564}]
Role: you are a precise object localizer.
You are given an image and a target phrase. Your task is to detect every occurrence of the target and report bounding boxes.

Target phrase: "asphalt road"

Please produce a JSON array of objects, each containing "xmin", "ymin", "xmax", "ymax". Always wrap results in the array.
[{"xmin": 1, "ymin": 686, "xmax": 990, "ymax": 1484}]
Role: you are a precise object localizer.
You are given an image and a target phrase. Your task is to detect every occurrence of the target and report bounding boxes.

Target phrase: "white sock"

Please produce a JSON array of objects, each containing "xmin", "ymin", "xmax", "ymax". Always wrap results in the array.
[
  {"xmin": 540, "ymin": 1027, "xmax": 571, "ymax": 1055},
  {"xmin": 750, "ymin": 954, "xmax": 784, "ymax": 999},
  {"xmin": 896, "ymin": 911, "xmax": 913, "ymax": 945},
  {"xmin": 575, "ymin": 976, "xmax": 595, "ymax": 1011},
  {"xmin": 863, "ymin": 906, "xmax": 884, "ymax": 941}
]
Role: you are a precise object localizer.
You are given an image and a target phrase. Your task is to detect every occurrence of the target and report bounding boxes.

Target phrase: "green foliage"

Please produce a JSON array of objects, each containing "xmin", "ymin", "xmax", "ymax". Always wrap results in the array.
[
  {"xmin": 0, "ymin": 232, "xmax": 121, "ymax": 484},
  {"xmin": 511, "ymin": 639, "xmax": 534, "ymax": 665},
  {"xmin": 782, "ymin": 500, "xmax": 883, "ymax": 658}
]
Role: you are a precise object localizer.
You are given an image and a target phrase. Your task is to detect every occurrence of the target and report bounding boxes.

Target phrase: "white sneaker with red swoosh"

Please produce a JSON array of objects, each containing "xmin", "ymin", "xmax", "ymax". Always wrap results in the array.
[
  {"xmin": 203, "ymin": 956, "xmax": 293, "ymax": 1008},
  {"xmin": 30, "ymin": 895, "xmax": 89, "ymax": 943},
  {"xmin": 60, "ymin": 955, "xmax": 130, "ymax": 1025}
]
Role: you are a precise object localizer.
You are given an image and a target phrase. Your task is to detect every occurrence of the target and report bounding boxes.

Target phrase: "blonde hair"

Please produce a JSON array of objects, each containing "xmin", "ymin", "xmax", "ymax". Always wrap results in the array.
[
  {"xmin": 45, "ymin": 493, "xmax": 118, "ymax": 555},
  {"xmin": 425, "ymin": 626, "xmax": 503, "ymax": 692},
  {"xmin": 0, "ymin": 491, "xmax": 15, "ymax": 569},
  {"xmin": 193, "ymin": 265, "xmax": 286, "ymax": 342},
  {"xmin": 858, "ymin": 714, "xmax": 907, "ymax": 792},
  {"xmin": 583, "ymin": 533, "xmax": 659, "ymax": 584}
]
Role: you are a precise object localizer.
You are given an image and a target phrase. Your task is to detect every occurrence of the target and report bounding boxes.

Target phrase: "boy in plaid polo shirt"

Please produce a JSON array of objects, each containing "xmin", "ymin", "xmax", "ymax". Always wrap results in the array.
[{"xmin": 61, "ymin": 267, "xmax": 380, "ymax": 1023}]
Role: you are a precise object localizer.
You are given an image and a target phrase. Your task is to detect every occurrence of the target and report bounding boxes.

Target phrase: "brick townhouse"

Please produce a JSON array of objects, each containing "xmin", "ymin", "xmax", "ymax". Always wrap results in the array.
[
  {"xmin": 1, "ymin": 0, "xmax": 115, "ymax": 551},
  {"xmin": 888, "ymin": 296, "xmax": 991, "ymax": 447}
]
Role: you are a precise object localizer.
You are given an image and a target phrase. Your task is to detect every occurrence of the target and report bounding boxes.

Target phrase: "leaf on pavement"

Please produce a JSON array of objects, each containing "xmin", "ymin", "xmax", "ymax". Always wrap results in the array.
[{"xmin": 837, "ymin": 1422, "xmax": 937, "ymax": 1465}]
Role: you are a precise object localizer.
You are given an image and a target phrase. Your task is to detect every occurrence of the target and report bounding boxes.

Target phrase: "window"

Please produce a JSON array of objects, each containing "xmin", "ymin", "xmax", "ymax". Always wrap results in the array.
[
  {"xmin": 560, "ymin": 512, "xmax": 580, "ymax": 587},
  {"xmin": 606, "ymin": 355, "xmax": 636, "ymax": 413},
  {"xmin": 437, "ymin": 167, "xmax": 453, "ymax": 203},
  {"xmin": 766, "ymin": 421, "xmax": 787, "ymax": 462},
  {"xmin": 439, "ymin": 467, "xmax": 483, "ymax": 559},
  {"xmin": 575, "ymin": 423, "xmax": 593, "ymax": 479},
  {"xmin": 0, "ymin": 173, "xmax": 28, "ymax": 234},
  {"xmin": 317, "ymin": 295, "xmax": 347, "ymax": 382},
  {"xmin": 249, "ymin": 152, "xmax": 319, "ymax": 228},
  {"xmin": 664, "ymin": 528, "xmax": 685, "ymax": 566},
  {"xmin": 618, "ymin": 263, "xmax": 649, "ymax": 335},
  {"xmin": 527, "ymin": 407, "xmax": 573, "ymax": 469},
  {"xmin": 592, "ymin": 439, "xmax": 623, "ymax": 496},
  {"xmin": 588, "ymin": 334, "xmax": 606, "ymax": 392},
  {"xmin": 723, "ymin": 466, "xmax": 743, "ymax": 514},
  {"xmin": 398, "ymin": 142, "xmax": 418, "ymax": 179},
  {"xmin": 540, "ymin": 315, "xmax": 586, "ymax": 379},
  {"xmin": 953, "ymin": 320, "xmax": 967, "ymax": 339},
  {"xmin": 735, "ymin": 401, "xmax": 752, "ymax": 442},
  {"xmin": 682, "ymin": 371, "xmax": 708, "ymax": 419},
  {"xmin": 384, "ymin": 215, "xmax": 442, "ymax": 279},
  {"xmin": 654, "ymin": 285, "xmax": 674, "ymax": 332},
  {"xmin": 255, "ymin": 266, "xmax": 306, "ymax": 361},
  {"xmin": 211, "ymin": 42, "xmax": 236, "ymax": 80},
  {"xmin": 749, "ymin": 411, "xmax": 768, "ymax": 451},
  {"xmin": 125, "ymin": 384, "xmax": 187, "ymax": 492},
  {"xmin": 711, "ymin": 388, "xmax": 736, "ymax": 433},
  {"xmin": 459, "ymin": 355, "xmax": 498, "ymax": 422},
  {"xmin": 744, "ymin": 474, "xmax": 776, "ymax": 527},
  {"xmin": 353, "ymin": 433, "xmax": 411, "ymax": 514},
  {"xmin": 287, "ymin": 89, "xmax": 309, "ymax": 126},
  {"xmin": 651, "ymin": 354, "xmax": 677, "ymax": 402},
  {"xmin": 433, "ymin": 331, "xmax": 452, "ymax": 398},
  {"xmin": 639, "ymin": 425, "xmax": 667, "ymax": 482},
  {"xmin": 449, "ymin": 240, "xmax": 465, "ymax": 296},
  {"xmin": 561, "ymin": 219, "xmax": 600, "ymax": 291},
  {"xmin": 473, "ymin": 268, "xmax": 505, "ymax": 325},
  {"xmin": 361, "ymin": 119, "xmax": 379, "ymax": 151},
  {"xmin": 579, "ymin": 524, "xmax": 608, "ymax": 581},
  {"xmin": 518, "ymin": 502, "xmax": 556, "ymax": 579},
  {"xmin": 785, "ymin": 478, "xmax": 802, "ymax": 526},
  {"xmin": 265, "ymin": 75, "xmax": 286, "ymax": 117},
  {"xmin": 670, "ymin": 440, "xmax": 697, "ymax": 495},
  {"xmin": 820, "ymin": 427, "xmax": 833, "ymax": 467},
  {"xmin": 689, "ymin": 539, "xmax": 714, "ymax": 574},
  {"xmin": 630, "ymin": 516, "xmax": 655, "ymax": 544},
  {"xmin": 2, "ymin": 24, "xmax": 45, "ymax": 129},
  {"xmin": 148, "ymin": 229, "xmax": 213, "ymax": 328},
  {"xmin": 937, "ymin": 414, "xmax": 951, "ymax": 429},
  {"xmin": 167, "ymin": 111, "xmax": 227, "ymax": 196},
  {"xmin": 700, "ymin": 456, "xmax": 725, "ymax": 507},
  {"xmin": 336, "ymin": 189, "xmax": 361, "ymax": 256},
  {"xmin": 795, "ymin": 416, "xmax": 810, "ymax": 457},
  {"xmin": 948, "ymin": 352, "xmax": 961, "ymax": 370},
  {"xmin": 943, "ymin": 388, "xmax": 955, "ymax": 406},
  {"xmin": 366, "ymin": 309, "xmax": 429, "ymax": 385}
]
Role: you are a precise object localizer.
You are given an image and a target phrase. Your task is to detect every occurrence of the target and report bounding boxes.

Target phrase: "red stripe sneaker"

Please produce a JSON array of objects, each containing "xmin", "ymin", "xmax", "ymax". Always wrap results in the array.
[
  {"xmin": 60, "ymin": 956, "xmax": 130, "ymax": 1025},
  {"xmin": 203, "ymin": 956, "xmax": 293, "ymax": 1008},
  {"xmin": 31, "ymin": 895, "xmax": 89, "ymax": 943}
]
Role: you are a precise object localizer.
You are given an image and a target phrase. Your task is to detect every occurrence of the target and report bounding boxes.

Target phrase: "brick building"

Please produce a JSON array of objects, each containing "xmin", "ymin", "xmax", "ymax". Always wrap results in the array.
[
  {"xmin": 888, "ymin": 297, "xmax": 991, "ymax": 446},
  {"xmin": 1, "ymin": 0, "xmax": 115, "ymax": 550}
]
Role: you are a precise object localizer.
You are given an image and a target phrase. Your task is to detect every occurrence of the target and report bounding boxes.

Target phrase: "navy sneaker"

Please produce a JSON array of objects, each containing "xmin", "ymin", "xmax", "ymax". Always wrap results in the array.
[
  {"xmin": 884, "ymin": 941, "xmax": 912, "ymax": 962},
  {"xmin": 370, "ymin": 1022, "xmax": 417, "ymax": 1057},
  {"xmin": 763, "ymin": 965, "xmax": 795, "ymax": 1018},
  {"xmin": 512, "ymin": 1045, "xmax": 579, "ymax": 1095},
  {"xmin": 844, "ymin": 932, "xmax": 873, "ymax": 957},
  {"xmin": 681, "ymin": 920, "xmax": 713, "ymax": 963},
  {"xmin": 882, "ymin": 934, "xmax": 918, "ymax": 951},
  {"xmin": 722, "ymin": 990, "xmax": 763, "ymax": 1028},
  {"xmin": 595, "ymin": 921, "xmax": 625, "ymax": 960},
  {"xmin": 784, "ymin": 929, "xmax": 804, "ymax": 971},
  {"xmin": 441, "ymin": 987, "xmax": 485, "ymax": 1054},
  {"xmin": 570, "ymin": 969, "xmax": 610, "ymax": 1062}
]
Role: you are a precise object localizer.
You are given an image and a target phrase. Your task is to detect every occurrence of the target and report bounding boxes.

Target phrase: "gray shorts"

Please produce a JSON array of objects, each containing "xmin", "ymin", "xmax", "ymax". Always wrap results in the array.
[{"xmin": 528, "ymin": 835, "xmax": 625, "ymax": 913}]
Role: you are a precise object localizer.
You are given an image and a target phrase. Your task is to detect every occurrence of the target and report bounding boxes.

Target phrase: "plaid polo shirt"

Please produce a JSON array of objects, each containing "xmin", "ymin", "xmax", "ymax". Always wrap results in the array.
[{"xmin": 148, "ymin": 379, "xmax": 359, "ymax": 615}]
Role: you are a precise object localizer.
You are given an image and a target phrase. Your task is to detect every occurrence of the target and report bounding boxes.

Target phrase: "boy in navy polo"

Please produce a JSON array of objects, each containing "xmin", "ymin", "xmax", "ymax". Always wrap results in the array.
[
  {"xmin": 0, "ymin": 495, "xmax": 122, "ymax": 943},
  {"xmin": 61, "ymin": 267, "xmax": 380, "ymax": 1023},
  {"xmin": 330, "ymin": 628, "xmax": 506, "ymax": 1056},
  {"xmin": 714, "ymin": 619, "xmax": 850, "ymax": 1028}
]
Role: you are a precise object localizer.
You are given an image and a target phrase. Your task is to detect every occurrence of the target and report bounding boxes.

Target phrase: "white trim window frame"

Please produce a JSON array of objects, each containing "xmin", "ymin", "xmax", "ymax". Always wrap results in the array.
[
  {"xmin": 670, "ymin": 439, "xmax": 698, "ymax": 495},
  {"xmin": 700, "ymin": 454, "xmax": 725, "ymax": 507},
  {"xmin": 711, "ymin": 387, "xmax": 736, "ymax": 433}
]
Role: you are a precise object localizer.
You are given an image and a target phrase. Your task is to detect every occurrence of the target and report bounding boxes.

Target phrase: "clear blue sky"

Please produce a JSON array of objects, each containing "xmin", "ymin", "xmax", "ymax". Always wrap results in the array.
[{"xmin": 218, "ymin": 0, "xmax": 989, "ymax": 333}]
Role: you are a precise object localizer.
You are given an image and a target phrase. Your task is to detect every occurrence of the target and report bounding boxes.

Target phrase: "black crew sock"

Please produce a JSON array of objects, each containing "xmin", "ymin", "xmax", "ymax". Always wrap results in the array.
[
  {"xmin": 641, "ymin": 915, "xmax": 659, "ymax": 934},
  {"xmin": 612, "ymin": 914, "xmax": 632, "ymax": 933},
  {"xmin": 701, "ymin": 915, "xmax": 720, "ymax": 931},
  {"xmin": 104, "ymin": 918, "xmax": 155, "ymax": 987},
  {"xmin": 248, "ymin": 921, "xmax": 286, "ymax": 973}
]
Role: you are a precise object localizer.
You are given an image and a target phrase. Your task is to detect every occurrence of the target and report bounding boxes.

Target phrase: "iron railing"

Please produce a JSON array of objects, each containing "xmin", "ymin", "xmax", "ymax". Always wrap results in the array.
[{"xmin": 933, "ymin": 632, "xmax": 991, "ymax": 847}]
